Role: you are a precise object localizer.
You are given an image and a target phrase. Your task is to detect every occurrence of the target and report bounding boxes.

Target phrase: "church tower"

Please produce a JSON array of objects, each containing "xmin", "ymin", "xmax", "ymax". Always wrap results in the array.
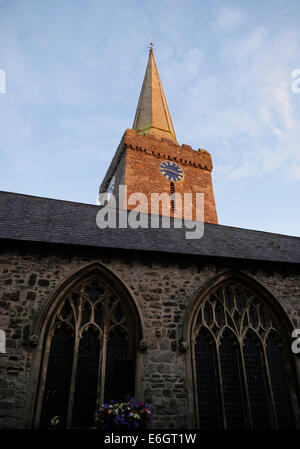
[{"xmin": 100, "ymin": 45, "xmax": 218, "ymax": 224}]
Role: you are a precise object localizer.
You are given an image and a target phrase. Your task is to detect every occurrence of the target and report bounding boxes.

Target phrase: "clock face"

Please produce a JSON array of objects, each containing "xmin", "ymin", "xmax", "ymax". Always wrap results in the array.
[{"xmin": 159, "ymin": 161, "xmax": 184, "ymax": 182}]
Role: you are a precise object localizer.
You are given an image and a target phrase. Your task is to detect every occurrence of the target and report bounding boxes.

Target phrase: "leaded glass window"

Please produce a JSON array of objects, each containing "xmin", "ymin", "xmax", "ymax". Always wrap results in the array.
[
  {"xmin": 194, "ymin": 329, "xmax": 221, "ymax": 428},
  {"xmin": 266, "ymin": 332, "xmax": 295, "ymax": 428},
  {"xmin": 39, "ymin": 276, "xmax": 135, "ymax": 428},
  {"xmin": 192, "ymin": 280, "xmax": 297, "ymax": 428}
]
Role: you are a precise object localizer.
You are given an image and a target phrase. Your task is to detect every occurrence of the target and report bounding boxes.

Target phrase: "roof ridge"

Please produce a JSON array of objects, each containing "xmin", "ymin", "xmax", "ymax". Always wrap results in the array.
[{"xmin": 0, "ymin": 190, "xmax": 99, "ymax": 208}]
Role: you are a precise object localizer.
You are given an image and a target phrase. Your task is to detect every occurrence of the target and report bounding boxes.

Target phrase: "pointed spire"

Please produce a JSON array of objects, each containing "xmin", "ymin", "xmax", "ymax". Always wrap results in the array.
[{"xmin": 132, "ymin": 43, "xmax": 177, "ymax": 143}]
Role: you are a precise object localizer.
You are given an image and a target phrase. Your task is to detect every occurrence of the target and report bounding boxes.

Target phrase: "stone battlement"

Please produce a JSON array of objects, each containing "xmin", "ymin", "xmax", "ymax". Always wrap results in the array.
[{"xmin": 124, "ymin": 129, "xmax": 213, "ymax": 172}]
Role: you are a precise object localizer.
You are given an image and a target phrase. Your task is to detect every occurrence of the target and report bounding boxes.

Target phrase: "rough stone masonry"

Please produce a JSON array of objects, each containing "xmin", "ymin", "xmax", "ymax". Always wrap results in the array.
[{"xmin": 0, "ymin": 239, "xmax": 299, "ymax": 429}]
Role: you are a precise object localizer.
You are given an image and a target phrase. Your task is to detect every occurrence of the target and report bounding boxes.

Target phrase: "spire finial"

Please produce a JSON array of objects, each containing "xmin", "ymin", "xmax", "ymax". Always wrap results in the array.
[{"xmin": 149, "ymin": 39, "xmax": 154, "ymax": 53}]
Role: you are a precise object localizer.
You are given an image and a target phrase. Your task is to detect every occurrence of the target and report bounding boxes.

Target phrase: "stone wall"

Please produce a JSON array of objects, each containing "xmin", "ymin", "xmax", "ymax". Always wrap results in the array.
[{"xmin": 0, "ymin": 240, "xmax": 299, "ymax": 428}]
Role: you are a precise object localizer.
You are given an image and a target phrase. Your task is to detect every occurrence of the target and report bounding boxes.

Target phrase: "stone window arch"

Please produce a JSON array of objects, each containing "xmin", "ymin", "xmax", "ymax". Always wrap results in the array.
[
  {"xmin": 30, "ymin": 262, "xmax": 143, "ymax": 429},
  {"xmin": 185, "ymin": 271, "xmax": 300, "ymax": 429}
]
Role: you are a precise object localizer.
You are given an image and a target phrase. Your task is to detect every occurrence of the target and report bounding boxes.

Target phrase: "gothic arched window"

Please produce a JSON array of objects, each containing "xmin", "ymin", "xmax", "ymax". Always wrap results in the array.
[
  {"xmin": 36, "ymin": 272, "xmax": 139, "ymax": 429},
  {"xmin": 191, "ymin": 278, "xmax": 298, "ymax": 429}
]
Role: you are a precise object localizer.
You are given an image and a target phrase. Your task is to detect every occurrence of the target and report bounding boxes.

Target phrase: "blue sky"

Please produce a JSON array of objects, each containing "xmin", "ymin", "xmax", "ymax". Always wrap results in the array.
[{"xmin": 0, "ymin": 0, "xmax": 300, "ymax": 236}]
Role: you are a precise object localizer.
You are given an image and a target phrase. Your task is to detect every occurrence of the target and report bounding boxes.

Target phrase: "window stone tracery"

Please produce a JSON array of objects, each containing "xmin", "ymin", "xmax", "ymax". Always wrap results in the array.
[
  {"xmin": 192, "ymin": 280, "xmax": 297, "ymax": 428},
  {"xmin": 38, "ymin": 275, "xmax": 135, "ymax": 428}
]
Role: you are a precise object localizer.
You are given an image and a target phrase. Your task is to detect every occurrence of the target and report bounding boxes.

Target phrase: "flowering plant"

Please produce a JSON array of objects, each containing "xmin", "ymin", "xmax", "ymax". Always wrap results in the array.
[
  {"xmin": 49, "ymin": 415, "xmax": 61, "ymax": 429},
  {"xmin": 95, "ymin": 397, "xmax": 152, "ymax": 429}
]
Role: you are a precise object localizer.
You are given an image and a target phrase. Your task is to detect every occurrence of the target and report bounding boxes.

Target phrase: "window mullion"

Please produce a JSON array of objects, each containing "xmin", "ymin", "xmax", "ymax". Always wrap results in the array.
[
  {"xmin": 66, "ymin": 295, "xmax": 82, "ymax": 428},
  {"xmin": 191, "ymin": 334, "xmax": 200, "ymax": 428},
  {"xmin": 262, "ymin": 342, "xmax": 278, "ymax": 428},
  {"xmin": 216, "ymin": 341, "xmax": 227, "ymax": 428},
  {"xmin": 99, "ymin": 333, "xmax": 108, "ymax": 405},
  {"xmin": 239, "ymin": 339, "xmax": 253, "ymax": 428},
  {"xmin": 34, "ymin": 334, "xmax": 53, "ymax": 428},
  {"xmin": 99, "ymin": 299, "xmax": 110, "ymax": 406}
]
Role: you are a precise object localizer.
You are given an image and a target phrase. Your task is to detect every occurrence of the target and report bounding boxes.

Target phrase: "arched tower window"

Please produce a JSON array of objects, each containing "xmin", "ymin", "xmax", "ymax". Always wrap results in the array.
[
  {"xmin": 190, "ymin": 277, "xmax": 298, "ymax": 429},
  {"xmin": 170, "ymin": 182, "xmax": 175, "ymax": 212},
  {"xmin": 35, "ymin": 270, "xmax": 140, "ymax": 429}
]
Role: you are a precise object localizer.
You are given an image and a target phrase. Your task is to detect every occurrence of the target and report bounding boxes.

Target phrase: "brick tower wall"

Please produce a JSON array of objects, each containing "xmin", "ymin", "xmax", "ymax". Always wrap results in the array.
[
  {"xmin": 123, "ymin": 130, "xmax": 218, "ymax": 223},
  {"xmin": 101, "ymin": 129, "xmax": 218, "ymax": 224}
]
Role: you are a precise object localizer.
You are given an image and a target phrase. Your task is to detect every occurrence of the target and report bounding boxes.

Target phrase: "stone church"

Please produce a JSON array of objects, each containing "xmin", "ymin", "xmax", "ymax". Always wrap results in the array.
[{"xmin": 0, "ymin": 47, "xmax": 300, "ymax": 429}]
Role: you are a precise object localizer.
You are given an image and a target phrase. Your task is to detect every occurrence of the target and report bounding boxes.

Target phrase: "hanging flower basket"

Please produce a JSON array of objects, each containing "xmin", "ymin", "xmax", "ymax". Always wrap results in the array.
[{"xmin": 95, "ymin": 397, "xmax": 153, "ymax": 429}]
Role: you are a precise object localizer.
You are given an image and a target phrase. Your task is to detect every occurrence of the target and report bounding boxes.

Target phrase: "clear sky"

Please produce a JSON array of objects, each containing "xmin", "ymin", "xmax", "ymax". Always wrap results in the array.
[{"xmin": 0, "ymin": 0, "xmax": 300, "ymax": 236}]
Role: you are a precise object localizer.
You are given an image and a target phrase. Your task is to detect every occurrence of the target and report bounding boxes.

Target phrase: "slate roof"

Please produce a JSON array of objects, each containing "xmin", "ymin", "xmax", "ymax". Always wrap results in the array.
[{"xmin": 0, "ymin": 191, "xmax": 299, "ymax": 264}]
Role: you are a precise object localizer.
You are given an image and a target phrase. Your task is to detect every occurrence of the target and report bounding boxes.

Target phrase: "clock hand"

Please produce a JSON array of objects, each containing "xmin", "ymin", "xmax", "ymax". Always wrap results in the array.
[{"xmin": 164, "ymin": 169, "xmax": 182, "ymax": 175}]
